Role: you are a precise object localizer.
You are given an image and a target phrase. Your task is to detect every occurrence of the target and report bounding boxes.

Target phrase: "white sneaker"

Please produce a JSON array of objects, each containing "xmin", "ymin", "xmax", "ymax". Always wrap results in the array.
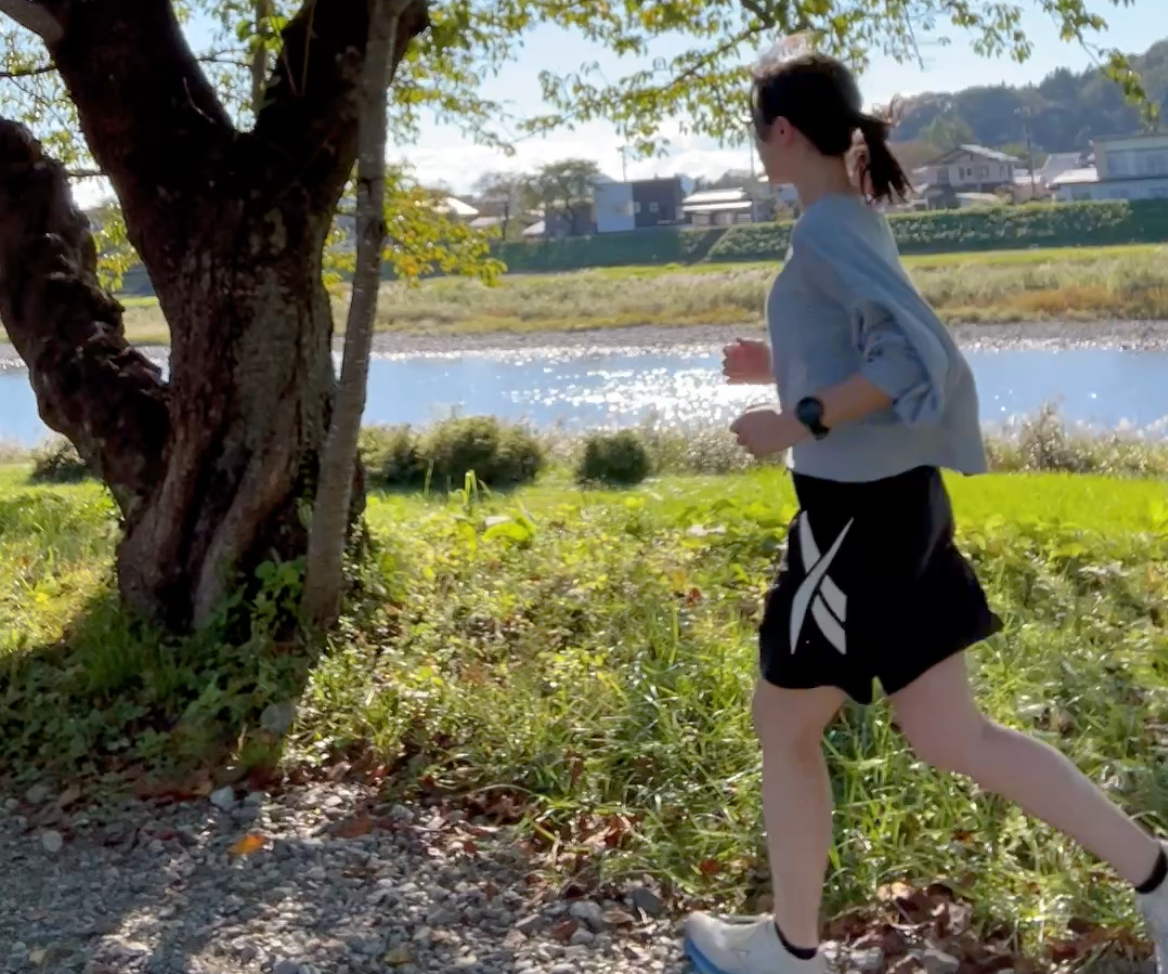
[
  {"xmin": 684, "ymin": 913, "xmax": 825, "ymax": 974},
  {"xmin": 1138, "ymin": 849, "xmax": 1168, "ymax": 974}
]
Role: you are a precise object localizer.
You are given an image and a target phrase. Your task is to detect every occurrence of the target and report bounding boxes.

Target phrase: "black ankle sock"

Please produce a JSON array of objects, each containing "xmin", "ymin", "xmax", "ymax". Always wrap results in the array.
[
  {"xmin": 774, "ymin": 923, "xmax": 817, "ymax": 961},
  {"xmin": 1136, "ymin": 849, "xmax": 1168, "ymax": 895}
]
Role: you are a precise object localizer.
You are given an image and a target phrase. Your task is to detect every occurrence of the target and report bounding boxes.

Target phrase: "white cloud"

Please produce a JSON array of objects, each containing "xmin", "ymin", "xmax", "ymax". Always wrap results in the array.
[{"xmin": 398, "ymin": 119, "xmax": 758, "ymax": 193}]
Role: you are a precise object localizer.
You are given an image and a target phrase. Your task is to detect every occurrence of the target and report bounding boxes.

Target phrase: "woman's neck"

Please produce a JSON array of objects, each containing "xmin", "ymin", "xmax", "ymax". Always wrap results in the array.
[{"xmin": 793, "ymin": 159, "xmax": 858, "ymax": 210}]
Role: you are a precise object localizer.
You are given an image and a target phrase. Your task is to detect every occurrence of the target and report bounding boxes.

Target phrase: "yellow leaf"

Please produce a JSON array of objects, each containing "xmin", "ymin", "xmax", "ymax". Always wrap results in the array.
[{"xmin": 229, "ymin": 833, "xmax": 267, "ymax": 857}]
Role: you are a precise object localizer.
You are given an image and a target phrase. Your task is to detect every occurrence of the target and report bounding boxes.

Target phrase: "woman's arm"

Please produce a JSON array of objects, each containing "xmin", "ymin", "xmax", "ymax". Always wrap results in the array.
[{"xmin": 818, "ymin": 373, "xmax": 894, "ymax": 428}]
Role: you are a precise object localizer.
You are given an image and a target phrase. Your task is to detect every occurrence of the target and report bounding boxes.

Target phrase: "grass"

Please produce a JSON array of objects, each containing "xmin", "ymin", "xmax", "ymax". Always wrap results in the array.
[
  {"xmin": 1, "ymin": 453, "xmax": 1167, "ymax": 960},
  {"xmin": 4, "ymin": 243, "xmax": 1163, "ymax": 347}
]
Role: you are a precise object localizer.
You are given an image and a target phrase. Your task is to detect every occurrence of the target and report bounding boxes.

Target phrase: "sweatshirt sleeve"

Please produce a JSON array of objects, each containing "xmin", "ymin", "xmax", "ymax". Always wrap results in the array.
[{"xmin": 793, "ymin": 217, "xmax": 951, "ymax": 427}]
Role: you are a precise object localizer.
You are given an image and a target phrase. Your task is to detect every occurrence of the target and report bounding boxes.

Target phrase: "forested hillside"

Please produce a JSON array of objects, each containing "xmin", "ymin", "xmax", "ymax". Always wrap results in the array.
[{"xmin": 894, "ymin": 38, "xmax": 1167, "ymax": 153}]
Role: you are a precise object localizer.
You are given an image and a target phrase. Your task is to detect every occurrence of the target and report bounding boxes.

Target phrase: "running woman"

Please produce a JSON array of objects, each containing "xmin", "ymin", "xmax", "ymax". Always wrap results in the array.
[{"xmin": 682, "ymin": 50, "xmax": 1168, "ymax": 974}]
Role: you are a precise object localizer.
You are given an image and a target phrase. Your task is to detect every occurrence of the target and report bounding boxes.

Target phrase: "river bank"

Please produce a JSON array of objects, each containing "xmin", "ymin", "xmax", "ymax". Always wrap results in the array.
[
  {"xmin": 3, "ymin": 318, "xmax": 1168, "ymax": 373},
  {"xmin": 4, "ymin": 242, "xmax": 1166, "ymax": 355}
]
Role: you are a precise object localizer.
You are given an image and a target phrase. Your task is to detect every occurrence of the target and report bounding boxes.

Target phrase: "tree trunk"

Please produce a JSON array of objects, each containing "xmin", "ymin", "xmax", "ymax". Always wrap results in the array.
[
  {"xmin": 0, "ymin": 0, "xmax": 428, "ymax": 631},
  {"xmin": 301, "ymin": 0, "xmax": 396, "ymax": 627},
  {"xmin": 116, "ymin": 210, "xmax": 339, "ymax": 628}
]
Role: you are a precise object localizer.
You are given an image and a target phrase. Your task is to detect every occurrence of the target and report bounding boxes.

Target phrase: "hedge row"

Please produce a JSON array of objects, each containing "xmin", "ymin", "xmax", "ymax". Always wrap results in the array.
[
  {"xmin": 495, "ymin": 226, "xmax": 726, "ymax": 271},
  {"xmin": 493, "ymin": 199, "xmax": 1168, "ymax": 272}
]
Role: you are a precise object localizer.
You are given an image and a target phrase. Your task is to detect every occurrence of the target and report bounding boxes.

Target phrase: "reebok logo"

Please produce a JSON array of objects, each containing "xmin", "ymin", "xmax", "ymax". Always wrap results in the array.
[{"xmin": 789, "ymin": 513, "xmax": 852, "ymax": 655}]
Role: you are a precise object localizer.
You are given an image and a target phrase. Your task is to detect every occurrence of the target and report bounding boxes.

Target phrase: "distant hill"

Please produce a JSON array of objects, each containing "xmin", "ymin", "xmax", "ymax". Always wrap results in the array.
[{"xmin": 893, "ymin": 38, "xmax": 1168, "ymax": 154}]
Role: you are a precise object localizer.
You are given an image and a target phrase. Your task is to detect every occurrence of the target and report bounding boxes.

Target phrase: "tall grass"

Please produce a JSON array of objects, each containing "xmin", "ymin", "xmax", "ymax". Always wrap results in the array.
[{"xmin": 369, "ymin": 245, "xmax": 1168, "ymax": 334}]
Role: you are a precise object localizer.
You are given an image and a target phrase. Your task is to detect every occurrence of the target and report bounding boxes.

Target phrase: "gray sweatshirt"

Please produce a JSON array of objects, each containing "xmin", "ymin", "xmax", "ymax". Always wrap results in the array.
[{"xmin": 767, "ymin": 193, "xmax": 988, "ymax": 482}]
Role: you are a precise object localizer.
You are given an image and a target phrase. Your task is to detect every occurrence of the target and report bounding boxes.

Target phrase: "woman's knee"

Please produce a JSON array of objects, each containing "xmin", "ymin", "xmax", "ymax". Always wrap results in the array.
[
  {"xmin": 898, "ymin": 710, "xmax": 1000, "ymax": 777},
  {"xmin": 751, "ymin": 680, "xmax": 840, "ymax": 757}
]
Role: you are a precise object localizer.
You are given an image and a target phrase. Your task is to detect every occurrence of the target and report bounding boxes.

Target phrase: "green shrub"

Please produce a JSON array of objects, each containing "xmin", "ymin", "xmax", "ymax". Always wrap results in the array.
[
  {"xmin": 29, "ymin": 438, "xmax": 91, "ymax": 484},
  {"xmin": 359, "ymin": 425, "xmax": 421, "ymax": 487},
  {"xmin": 576, "ymin": 429, "xmax": 653, "ymax": 485},
  {"xmin": 418, "ymin": 416, "xmax": 544, "ymax": 490}
]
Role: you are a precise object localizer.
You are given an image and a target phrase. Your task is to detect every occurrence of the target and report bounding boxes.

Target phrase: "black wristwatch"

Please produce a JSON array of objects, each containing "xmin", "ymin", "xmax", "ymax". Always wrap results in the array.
[{"xmin": 794, "ymin": 396, "xmax": 830, "ymax": 440}]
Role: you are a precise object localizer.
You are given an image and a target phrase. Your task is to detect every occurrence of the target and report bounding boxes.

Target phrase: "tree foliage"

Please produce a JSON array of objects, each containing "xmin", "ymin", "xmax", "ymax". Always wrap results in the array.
[
  {"xmin": 897, "ymin": 37, "xmax": 1167, "ymax": 154},
  {"xmin": 0, "ymin": 1, "xmax": 1153, "ymax": 290}
]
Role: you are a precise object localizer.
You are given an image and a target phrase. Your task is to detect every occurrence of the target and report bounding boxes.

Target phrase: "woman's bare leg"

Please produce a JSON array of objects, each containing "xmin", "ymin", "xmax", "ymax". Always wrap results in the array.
[
  {"xmin": 891, "ymin": 654, "xmax": 1159, "ymax": 885},
  {"xmin": 753, "ymin": 681, "xmax": 847, "ymax": 948}
]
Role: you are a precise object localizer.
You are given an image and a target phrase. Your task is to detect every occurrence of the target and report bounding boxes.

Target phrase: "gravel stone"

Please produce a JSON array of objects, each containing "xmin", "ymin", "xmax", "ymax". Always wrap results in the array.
[
  {"xmin": 39, "ymin": 830, "xmax": 63, "ymax": 854},
  {"xmin": 919, "ymin": 947, "xmax": 960, "ymax": 974},
  {"xmin": 209, "ymin": 786, "xmax": 237, "ymax": 811},
  {"xmin": 24, "ymin": 783, "xmax": 51, "ymax": 805},
  {"xmin": 850, "ymin": 947, "xmax": 884, "ymax": 972},
  {"xmin": 0, "ymin": 780, "xmax": 825, "ymax": 974}
]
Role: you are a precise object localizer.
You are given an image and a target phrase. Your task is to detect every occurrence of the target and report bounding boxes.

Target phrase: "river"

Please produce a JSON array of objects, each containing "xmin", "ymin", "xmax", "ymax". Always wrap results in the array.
[{"xmin": 2, "ymin": 341, "xmax": 1168, "ymax": 444}]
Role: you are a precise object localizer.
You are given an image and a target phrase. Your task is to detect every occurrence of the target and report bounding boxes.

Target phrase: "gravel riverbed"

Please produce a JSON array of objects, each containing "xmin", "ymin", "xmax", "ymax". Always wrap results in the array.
[{"xmin": 2, "ymin": 319, "xmax": 1168, "ymax": 374}]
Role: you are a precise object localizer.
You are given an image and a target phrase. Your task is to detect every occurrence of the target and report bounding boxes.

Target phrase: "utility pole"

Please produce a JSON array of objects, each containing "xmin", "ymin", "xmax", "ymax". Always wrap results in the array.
[
  {"xmin": 619, "ymin": 146, "xmax": 629, "ymax": 182},
  {"xmin": 1026, "ymin": 125, "xmax": 1037, "ymax": 199}
]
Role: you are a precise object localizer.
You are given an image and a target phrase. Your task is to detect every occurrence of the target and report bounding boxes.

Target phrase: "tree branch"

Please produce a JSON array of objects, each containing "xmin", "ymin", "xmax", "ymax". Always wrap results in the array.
[
  {"xmin": 0, "ymin": 0, "xmax": 62, "ymax": 43},
  {"xmin": 0, "ymin": 118, "xmax": 168, "ymax": 518},
  {"xmin": 43, "ymin": 0, "xmax": 234, "ymax": 276},
  {"xmin": 251, "ymin": 0, "xmax": 429, "ymax": 213},
  {"xmin": 0, "ymin": 63, "xmax": 55, "ymax": 79}
]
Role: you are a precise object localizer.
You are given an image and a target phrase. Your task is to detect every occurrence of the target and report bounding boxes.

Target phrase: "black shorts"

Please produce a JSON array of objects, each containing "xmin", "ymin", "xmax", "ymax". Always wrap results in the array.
[{"xmin": 759, "ymin": 466, "xmax": 1002, "ymax": 705}]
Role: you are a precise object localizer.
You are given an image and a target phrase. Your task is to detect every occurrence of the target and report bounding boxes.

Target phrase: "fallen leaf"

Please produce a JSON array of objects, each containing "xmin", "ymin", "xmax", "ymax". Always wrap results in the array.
[
  {"xmin": 229, "ymin": 833, "xmax": 267, "ymax": 857},
  {"xmin": 28, "ymin": 949, "xmax": 46, "ymax": 966},
  {"xmin": 698, "ymin": 858, "xmax": 722, "ymax": 877},
  {"xmin": 336, "ymin": 815, "xmax": 374, "ymax": 839},
  {"xmin": 550, "ymin": 919, "xmax": 579, "ymax": 943},
  {"xmin": 56, "ymin": 785, "xmax": 82, "ymax": 809},
  {"xmin": 384, "ymin": 945, "xmax": 414, "ymax": 966}
]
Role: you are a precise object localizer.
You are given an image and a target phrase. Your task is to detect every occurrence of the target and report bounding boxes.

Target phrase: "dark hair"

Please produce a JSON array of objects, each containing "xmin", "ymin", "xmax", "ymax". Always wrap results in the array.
[{"xmin": 752, "ymin": 53, "xmax": 910, "ymax": 204}]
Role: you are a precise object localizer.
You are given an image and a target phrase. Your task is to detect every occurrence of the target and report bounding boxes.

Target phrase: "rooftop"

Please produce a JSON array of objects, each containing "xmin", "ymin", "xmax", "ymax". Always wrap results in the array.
[
  {"xmin": 927, "ymin": 144, "xmax": 1023, "ymax": 166},
  {"xmin": 1049, "ymin": 167, "xmax": 1100, "ymax": 187}
]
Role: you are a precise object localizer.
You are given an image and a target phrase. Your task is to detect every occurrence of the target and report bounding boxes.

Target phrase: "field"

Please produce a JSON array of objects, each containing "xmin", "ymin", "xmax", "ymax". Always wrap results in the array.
[
  {"xmin": 29, "ymin": 243, "xmax": 1164, "ymax": 347},
  {"xmin": 2, "ymin": 458, "xmax": 1167, "ymax": 960}
]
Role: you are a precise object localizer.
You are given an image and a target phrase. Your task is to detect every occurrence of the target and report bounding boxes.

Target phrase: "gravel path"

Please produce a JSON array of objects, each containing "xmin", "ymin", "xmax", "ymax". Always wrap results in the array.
[
  {"xmin": 0, "ymin": 782, "xmax": 690, "ymax": 974},
  {"xmin": 1, "ymin": 777, "xmax": 1153, "ymax": 974}
]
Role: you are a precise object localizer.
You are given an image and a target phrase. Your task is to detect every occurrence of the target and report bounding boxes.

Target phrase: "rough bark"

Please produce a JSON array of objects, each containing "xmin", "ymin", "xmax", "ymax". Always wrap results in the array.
[
  {"xmin": 0, "ymin": 121, "xmax": 168, "ymax": 517},
  {"xmin": 0, "ymin": 0, "xmax": 428, "ymax": 629},
  {"xmin": 302, "ymin": 0, "xmax": 396, "ymax": 627}
]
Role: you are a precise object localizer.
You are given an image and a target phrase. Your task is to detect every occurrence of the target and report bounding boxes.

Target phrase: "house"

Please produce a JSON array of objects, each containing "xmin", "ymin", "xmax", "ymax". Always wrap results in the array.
[
  {"xmin": 594, "ymin": 177, "xmax": 688, "ymax": 233},
  {"xmin": 1050, "ymin": 133, "xmax": 1168, "ymax": 202},
  {"xmin": 437, "ymin": 197, "xmax": 479, "ymax": 222},
  {"xmin": 914, "ymin": 145, "xmax": 1021, "ymax": 207},
  {"xmin": 520, "ymin": 202, "xmax": 595, "ymax": 239},
  {"xmin": 683, "ymin": 188, "xmax": 773, "ymax": 226}
]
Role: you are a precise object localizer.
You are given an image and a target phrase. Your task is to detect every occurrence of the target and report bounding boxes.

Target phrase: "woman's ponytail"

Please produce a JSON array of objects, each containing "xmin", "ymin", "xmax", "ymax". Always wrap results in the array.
[{"xmin": 854, "ymin": 111, "xmax": 910, "ymax": 205}]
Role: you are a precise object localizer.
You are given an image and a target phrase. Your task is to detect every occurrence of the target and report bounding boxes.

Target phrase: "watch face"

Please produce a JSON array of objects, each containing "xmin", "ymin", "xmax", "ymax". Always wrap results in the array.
[{"xmin": 796, "ymin": 397, "xmax": 822, "ymax": 427}]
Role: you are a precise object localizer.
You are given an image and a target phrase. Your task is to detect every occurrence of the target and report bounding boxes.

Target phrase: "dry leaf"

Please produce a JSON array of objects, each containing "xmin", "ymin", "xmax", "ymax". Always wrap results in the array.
[
  {"xmin": 56, "ymin": 785, "xmax": 82, "ymax": 809},
  {"xmin": 336, "ymin": 815, "xmax": 374, "ymax": 839},
  {"xmin": 698, "ymin": 858, "xmax": 722, "ymax": 877},
  {"xmin": 384, "ymin": 945, "xmax": 414, "ymax": 966},
  {"xmin": 229, "ymin": 833, "xmax": 267, "ymax": 857},
  {"xmin": 28, "ymin": 949, "xmax": 46, "ymax": 966},
  {"xmin": 550, "ymin": 919, "xmax": 579, "ymax": 943}
]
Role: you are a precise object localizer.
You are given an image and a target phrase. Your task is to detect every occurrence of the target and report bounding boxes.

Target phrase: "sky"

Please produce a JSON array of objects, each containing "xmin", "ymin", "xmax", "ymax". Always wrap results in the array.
[
  {"xmin": 385, "ymin": 1, "xmax": 1160, "ymax": 191},
  {"xmin": 92, "ymin": 1, "xmax": 1162, "ymax": 202}
]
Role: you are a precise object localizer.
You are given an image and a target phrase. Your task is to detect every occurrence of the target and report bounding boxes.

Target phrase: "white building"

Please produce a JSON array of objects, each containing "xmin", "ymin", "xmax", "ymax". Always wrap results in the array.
[
  {"xmin": 915, "ymin": 145, "xmax": 1021, "ymax": 201},
  {"xmin": 1050, "ymin": 133, "xmax": 1168, "ymax": 201},
  {"xmin": 682, "ymin": 188, "xmax": 770, "ymax": 226}
]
